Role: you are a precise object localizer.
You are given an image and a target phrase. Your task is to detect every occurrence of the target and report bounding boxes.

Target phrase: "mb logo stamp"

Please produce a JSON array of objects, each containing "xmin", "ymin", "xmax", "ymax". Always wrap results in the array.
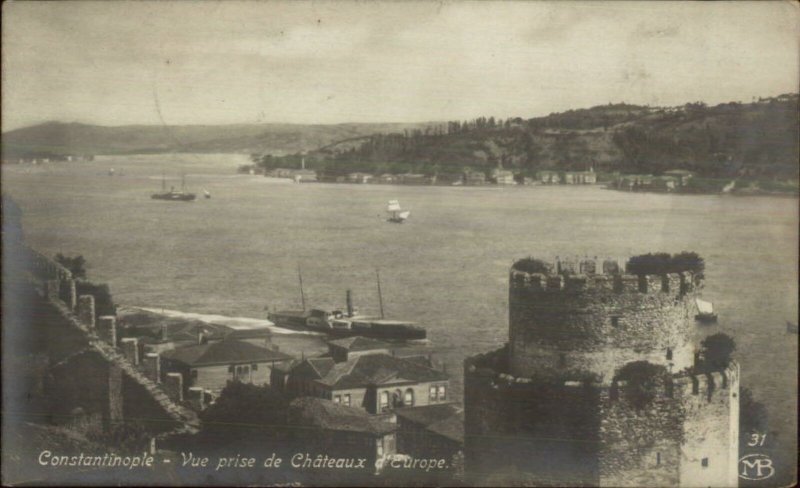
[{"xmin": 739, "ymin": 454, "xmax": 775, "ymax": 481}]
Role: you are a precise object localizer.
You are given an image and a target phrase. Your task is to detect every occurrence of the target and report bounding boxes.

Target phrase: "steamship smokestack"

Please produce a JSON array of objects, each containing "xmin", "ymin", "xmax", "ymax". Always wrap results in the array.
[{"xmin": 346, "ymin": 290, "xmax": 354, "ymax": 317}]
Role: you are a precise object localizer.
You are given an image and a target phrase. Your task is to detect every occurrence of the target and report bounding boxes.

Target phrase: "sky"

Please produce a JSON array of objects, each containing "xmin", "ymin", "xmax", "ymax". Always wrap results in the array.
[{"xmin": 2, "ymin": 1, "xmax": 798, "ymax": 130}]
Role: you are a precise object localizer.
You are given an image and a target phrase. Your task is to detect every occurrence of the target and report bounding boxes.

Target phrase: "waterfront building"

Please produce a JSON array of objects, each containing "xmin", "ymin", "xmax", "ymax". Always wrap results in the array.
[
  {"xmin": 491, "ymin": 168, "xmax": 516, "ymax": 185},
  {"xmin": 463, "ymin": 171, "xmax": 487, "ymax": 185},
  {"xmin": 161, "ymin": 338, "xmax": 293, "ymax": 395},
  {"xmin": 538, "ymin": 170, "xmax": 561, "ymax": 184},
  {"xmin": 664, "ymin": 169, "xmax": 694, "ymax": 186},
  {"xmin": 347, "ymin": 172, "xmax": 373, "ymax": 184}
]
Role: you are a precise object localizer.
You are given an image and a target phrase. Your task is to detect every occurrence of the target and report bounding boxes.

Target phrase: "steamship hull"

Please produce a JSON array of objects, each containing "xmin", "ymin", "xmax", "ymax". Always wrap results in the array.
[{"xmin": 267, "ymin": 310, "xmax": 426, "ymax": 340}]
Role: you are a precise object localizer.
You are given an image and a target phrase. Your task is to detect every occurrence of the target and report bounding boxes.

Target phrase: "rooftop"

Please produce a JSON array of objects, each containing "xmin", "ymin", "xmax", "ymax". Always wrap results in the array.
[
  {"xmin": 308, "ymin": 353, "xmax": 448, "ymax": 389},
  {"xmin": 396, "ymin": 404, "xmax": 464, "ymax": 443},
  {"xmin": 161, "ymin": 339, "xmax": 292, "ymax": 367},
  {"xmin": 328, "ymin": 336, "xmax": 391, "ymax": 352},
  {"xmin": 288, "ymin": 397, "xmax": 395, "ymax": 436}
]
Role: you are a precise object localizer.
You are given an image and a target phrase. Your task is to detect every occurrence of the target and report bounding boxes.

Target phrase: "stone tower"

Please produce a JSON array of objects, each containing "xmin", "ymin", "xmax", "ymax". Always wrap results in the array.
[{"xmin": 464, "ymin": 257, "xmax": 739, "ymax": 487}]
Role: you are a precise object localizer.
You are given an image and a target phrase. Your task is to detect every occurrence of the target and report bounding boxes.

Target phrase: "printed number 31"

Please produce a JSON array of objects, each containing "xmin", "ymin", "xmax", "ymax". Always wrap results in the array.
[{"xmin": 748, "ymin": 433, "xmax": 767, "ymax": 447}]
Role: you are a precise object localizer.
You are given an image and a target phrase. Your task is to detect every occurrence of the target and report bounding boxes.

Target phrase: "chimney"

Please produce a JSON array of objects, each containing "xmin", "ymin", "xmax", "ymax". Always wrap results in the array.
[
  {"xmin": 346, "ymin": 289, "xmax": 354, "ymax": 317},
  {"xmin": 77, "ymin": 295, "xmax": 96, "ymax": 330},
  {"xmin": 165, "ymin": 373, "xmax": 183, "ymax": 402},
  {"xmin": 67, "ymin": 279, "xmax": 77, "ymax": 310},
  {"xmin": 187, "ymin": 387, "xmax": 205, "ymax": 410},
  {"xmin": 143, "ymin": 353, "xmax": 160, "ymax": 383},
  {"xmin": 45, "ymin": 280, "xmax": 60, "ymax": 302},
  {"xmin": 98, "ymin": 316, "xmax": 117, "ymax": 347},
  {"xmin": 121, "ymin": 338, "xmax": 139, "ymax": 365}
]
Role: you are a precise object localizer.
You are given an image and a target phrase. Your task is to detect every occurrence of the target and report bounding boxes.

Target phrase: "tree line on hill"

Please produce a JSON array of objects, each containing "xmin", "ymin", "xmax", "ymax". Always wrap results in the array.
[{"xmin": 253, "ymin": 94, "xmax": 799, "ymax": 182}]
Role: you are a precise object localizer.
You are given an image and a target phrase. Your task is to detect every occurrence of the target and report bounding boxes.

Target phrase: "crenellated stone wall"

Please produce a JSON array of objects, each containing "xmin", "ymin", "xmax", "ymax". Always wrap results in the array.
[
  {"xmin": 508, "ymin": 260, "xmax": 703, "ymax": 384},
  {"xmin": 464, "ymin": 255, "xmax": 739, "ymax": 487},
  {"xmin": 464, "ymin": 347, "xmax": 740, "ymax": 487}
]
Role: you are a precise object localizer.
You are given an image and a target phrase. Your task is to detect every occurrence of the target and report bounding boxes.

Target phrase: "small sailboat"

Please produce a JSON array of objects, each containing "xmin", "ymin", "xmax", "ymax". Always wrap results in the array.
[
  {"xmin": 151, "ymin": 173, "xmax": 196, "ymax": 201},
  {"xmin": 203, "ymin": 188, "xmax": 211, "ymax": 199},
  {"xmin": 387, "ymin": 200, "xmax": 411, "ymax": 224},
  {"xmin": 722, "ymin": 180, "xmax": 736, "ymax": 193},
  {"xmin": 695, "ymin": 298, "xmax": 717, "ymax": 323}
]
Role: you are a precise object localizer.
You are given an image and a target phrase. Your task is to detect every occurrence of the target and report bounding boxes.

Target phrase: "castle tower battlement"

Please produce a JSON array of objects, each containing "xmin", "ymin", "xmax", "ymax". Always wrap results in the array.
[
  {"xmin": 508, "ymin": 258, "xmax": 704, "ymax": 383},
  {"xmin": 464, "ymin": 253, "xmax": 739, "ymax": 487}
]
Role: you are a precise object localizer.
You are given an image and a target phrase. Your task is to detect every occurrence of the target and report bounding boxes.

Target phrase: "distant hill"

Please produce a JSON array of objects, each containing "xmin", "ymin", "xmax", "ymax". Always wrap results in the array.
[
  {"xmin": 286, "ymin": 94, "xmax": 798, "ymax": 180},
  {"xmin": 0, "ymin": 121, "xmax": 436, "ymax": 158}
]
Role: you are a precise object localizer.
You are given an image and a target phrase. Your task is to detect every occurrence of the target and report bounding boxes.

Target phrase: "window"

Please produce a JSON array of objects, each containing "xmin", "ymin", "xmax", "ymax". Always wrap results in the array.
[
  {"xmin": 437, "ymin": 385, "xmax": 446, "ymax": 401},
  {"xmin": 234, "ymin": 365, "xmax": 250, "ymax": 381},
  {"xmin": 430, "ymin": 386, "xmax": 437, "ymax": 401},
  {"xmin": 343, "ymin": 394, "xmax": 351, "ymax": 406},
  {"xmin": 666, "ymin": 348, "xmax": 673, "ymax": 361},
  {"xmin": 404, "ymin": 389, "xmax": 414, "ymax": 406},
  {"xmin": 380, "ymin": 391, "xmax": 389, "ymax": 409},
  {"xmin": 701, "ymin": 458, "xmax": 709, "ymax": 468},
  {"xmin": 611, "ymin": 316, "xmax": 620, "ymax": 327},
  {"xmin": 252, "ymin": 363, "xmax": 258, "ymax": 371},
  {"xmin": 334, "ymin": 395, "xmax": 341, "ymax": 404},
  {"xmin": 191, "ymin": 369, "xmax": 198, "ymax": 380}
]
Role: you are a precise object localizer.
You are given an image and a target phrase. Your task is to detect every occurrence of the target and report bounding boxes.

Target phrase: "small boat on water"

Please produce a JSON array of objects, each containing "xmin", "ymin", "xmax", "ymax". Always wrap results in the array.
[
  {"xmin": 203, "ymin": 188, "xmax": 211, "ymax": 199},
  {"xmin": 387, "ymin": 200, "xmax": 411, "ymax": 224},
  {"xmin": 695, "ymin": 298, "xmax": 717, "ymax": 323},
  {"xmin": 152, "ymin": 173, "xmax": 196, "ymax": 201},
  {"xmin": 722, "ymin": 180, "xmax": 736, "ymax": 193},
  {"xmin": 267, "ymin": 270, "xmax": 426, "ymax": 341},
  {"xmin": 787, "ymin": 321, "xmax": 798, "ymax": 334}
]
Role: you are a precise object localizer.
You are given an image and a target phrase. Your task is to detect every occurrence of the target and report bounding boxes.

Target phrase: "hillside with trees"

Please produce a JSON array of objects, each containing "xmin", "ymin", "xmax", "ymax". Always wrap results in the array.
[
  {"xmin": 1, "ymin": 121, "xmax": 435, "ymax": 158},
  {"xmin": 257, "ymin": 94, "xmax": 798, "ymax": 181}
]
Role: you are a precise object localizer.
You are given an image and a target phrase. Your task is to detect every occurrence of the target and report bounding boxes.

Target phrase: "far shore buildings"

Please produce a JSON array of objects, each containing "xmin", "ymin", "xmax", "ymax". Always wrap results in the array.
[
  {"xmin": 267, "ymin": 168, "xmax": 318, "ymax": 182},
  {"xmin": 491, "ymin": 168, "xmax": 516, "ymax": 185},
  {"xmin": 615, "ymin": 170, "xmax": 694, "ymax": 192},
  {"xmin": 538, "ymin": 168, "xmax": 597, "ymax": 185}
]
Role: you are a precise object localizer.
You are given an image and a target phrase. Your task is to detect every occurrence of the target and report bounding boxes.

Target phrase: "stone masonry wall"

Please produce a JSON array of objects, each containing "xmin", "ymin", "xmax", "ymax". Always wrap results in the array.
[
  {"xmin": 464, "ymin": 348, "xmax": 602, "ymax": 486},
  {"xmin": 508, "ymin": 265, "xmax": 702, "ymax": 384}
]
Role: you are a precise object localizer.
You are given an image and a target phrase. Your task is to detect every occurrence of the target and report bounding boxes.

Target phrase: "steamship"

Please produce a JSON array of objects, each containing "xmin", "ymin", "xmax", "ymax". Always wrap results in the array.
[{"xmin": 267, "ymin": 290, "xmax": 426, "ymax": 341}]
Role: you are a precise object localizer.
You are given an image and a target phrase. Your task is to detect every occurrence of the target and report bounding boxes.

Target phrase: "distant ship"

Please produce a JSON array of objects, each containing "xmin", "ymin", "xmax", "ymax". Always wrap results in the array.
[
  {"xmin": 151, "ymin": 173, "xmax": 196, "ymax": 201},
  {"xmin": 267, "ymin": 270, "xmax": 426, "ymax": 341},
  {"xmin": 387, "ymin": 200, "xmax": 410, "ymax": 223},
  {"xmin": 722, "ymin": 180, "xmax": 736, "ymax": 193}
]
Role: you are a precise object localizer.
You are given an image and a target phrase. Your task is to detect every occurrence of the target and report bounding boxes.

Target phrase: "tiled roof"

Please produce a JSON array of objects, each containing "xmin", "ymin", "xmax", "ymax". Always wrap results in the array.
[
  {"xmin": 288, "ymin": 397, "xmax": 395, "ymax": 436},
  {"xmin": 396, "ymin": 404, "xmax": 464, "ymax": 443},
  {"xmin": 307, "ymin": 357, "xmax": 336, "ymax": 378},
  {"xmin": 327, "ymin": 336, "xmax": 390, "ymax": 352},
  {"xmin": 314, "ymin": 353, "xmax": 448, "ymax": 389},
  {"xmin": 426, "ymin": 412, "xmax": 465, "ymax": 443},
  {"xmin": 161, "ymin": 339, "xmax": 292, "ymax": 367}
]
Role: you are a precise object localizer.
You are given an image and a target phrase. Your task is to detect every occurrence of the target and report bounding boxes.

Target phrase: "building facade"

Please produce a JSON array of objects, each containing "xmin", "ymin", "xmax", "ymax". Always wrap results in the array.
[
  {"xmin": 278, "ymin": 349, "xmax": 450, "ymax": 415},
  {"xmin": 464, "ymin": 256, "xmax": 739, "ymax": 487},
  {"xmin": 161, "ymin": 339, "xmax": 293, "ymax": 395}
]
